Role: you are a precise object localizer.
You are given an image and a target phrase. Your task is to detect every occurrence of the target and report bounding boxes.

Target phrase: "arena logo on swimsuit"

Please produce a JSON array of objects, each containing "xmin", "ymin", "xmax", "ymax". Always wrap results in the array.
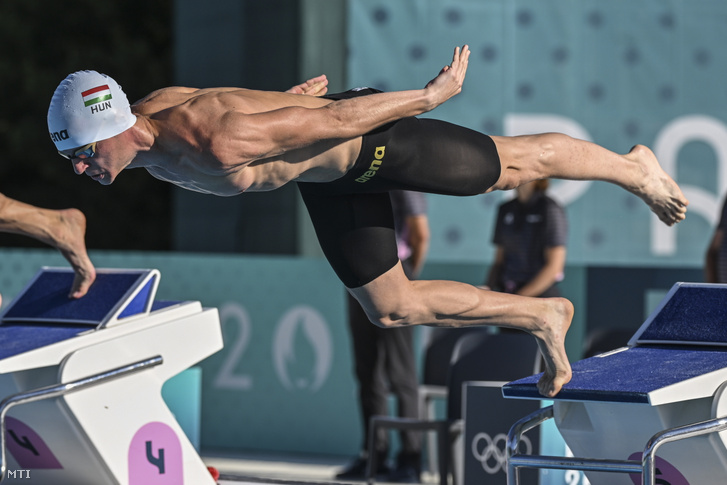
[{"xmin": 355, "ymin": 145, "xmax": 385, "ymax": 183}]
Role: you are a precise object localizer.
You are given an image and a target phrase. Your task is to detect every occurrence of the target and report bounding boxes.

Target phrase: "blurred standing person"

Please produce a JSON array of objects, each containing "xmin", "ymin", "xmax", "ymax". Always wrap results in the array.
[
  {"xmin": 486, "ymin": 179, "xmax": 567, "ymax": 298},
  {"xmin": 705, "ymin": 194, "xmax": 727, "ymax": 283},
  {"xmin": 336, "ymin": 190, "xmax": 429, "ymax": 483}
]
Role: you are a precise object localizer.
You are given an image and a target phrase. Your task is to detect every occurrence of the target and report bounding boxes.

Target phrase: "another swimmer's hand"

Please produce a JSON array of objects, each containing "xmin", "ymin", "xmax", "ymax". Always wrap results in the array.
[
  {"xmin": 423, "ymin": 45, "xmax": 470, "ymax": 110},
  {"xmin": 286, "ymin": 75, "xmax": 329, "ymax": 97}
]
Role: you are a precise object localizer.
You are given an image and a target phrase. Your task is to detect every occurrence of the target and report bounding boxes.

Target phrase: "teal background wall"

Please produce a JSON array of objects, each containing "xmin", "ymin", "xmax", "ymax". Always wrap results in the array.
[{"xmin": 346, "ymin": 0, "xmax": 727, "ymax": 268}]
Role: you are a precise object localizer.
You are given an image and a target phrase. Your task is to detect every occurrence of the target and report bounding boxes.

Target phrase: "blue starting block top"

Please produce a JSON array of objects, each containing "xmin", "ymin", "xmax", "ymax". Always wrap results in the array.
[
  {"xmin": 503, "ymin": 283, "xmax": 727, "ymax": 405},
  {"xmin": 630, "ymin": 282, "xmax": 727, "ymax": 346},
  {"xmin": 0, "ymin": 267, "xmax": 171, "ymax": 361},
  {"xmin": 503, "ymin": 346, "xmax": 727, "ymax": 404}
]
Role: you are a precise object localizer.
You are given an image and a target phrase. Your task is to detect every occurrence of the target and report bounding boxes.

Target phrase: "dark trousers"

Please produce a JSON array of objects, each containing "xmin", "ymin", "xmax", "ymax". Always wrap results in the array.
[{"xmin": 346, "ymin": 271, "xmax": 421, "ymax": 464}]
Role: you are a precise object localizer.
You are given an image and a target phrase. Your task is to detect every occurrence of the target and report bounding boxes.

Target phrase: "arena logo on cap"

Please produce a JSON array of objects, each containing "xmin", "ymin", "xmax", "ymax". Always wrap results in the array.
[{"xmin": 82, "ymin": 84, "xmax": 113, "ymax": 113}]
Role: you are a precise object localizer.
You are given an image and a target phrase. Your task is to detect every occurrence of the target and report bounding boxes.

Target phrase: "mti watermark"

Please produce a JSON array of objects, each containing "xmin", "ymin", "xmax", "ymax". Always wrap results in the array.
[{"xmin": 6, "ymin": 470, "xmax": 30, "ymax": 479}]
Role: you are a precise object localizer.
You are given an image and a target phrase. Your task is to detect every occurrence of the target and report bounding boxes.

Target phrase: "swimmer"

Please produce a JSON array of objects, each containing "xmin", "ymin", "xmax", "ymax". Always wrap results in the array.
[
  {"xmin": 48, "ymin": 45, "xmax": 688, "ymax": 396},
  {"xmin": 0, "ymin": 193, "xmax": 95, "ymax": 298}
]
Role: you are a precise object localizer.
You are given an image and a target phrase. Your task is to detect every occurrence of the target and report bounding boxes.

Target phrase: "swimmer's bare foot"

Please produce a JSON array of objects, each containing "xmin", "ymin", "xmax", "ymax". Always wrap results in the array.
[
  {"xmin": 0, "ymin": 196, "xmax": 95, "ymax": 298},
  {"xmin": 529, "ymin": 297, "xmax": 574, "ymax": 398},
  {"xmin": 625, "ymin": 145, "xmax": 688, "ymax": 226},
  {"xmin": 53, "ymin": 209, "xmax": 96, "ymax": 299}
]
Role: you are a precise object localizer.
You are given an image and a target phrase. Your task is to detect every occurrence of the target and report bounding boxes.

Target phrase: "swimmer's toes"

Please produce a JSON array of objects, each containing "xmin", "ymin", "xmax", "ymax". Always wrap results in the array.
[
  {"xmin": 537, "ymin": 370, "xmax": 567, "ymax": 398},
  {"xmin": 537, "ymin": 377, "xmax": 559, "ymax": 398}
]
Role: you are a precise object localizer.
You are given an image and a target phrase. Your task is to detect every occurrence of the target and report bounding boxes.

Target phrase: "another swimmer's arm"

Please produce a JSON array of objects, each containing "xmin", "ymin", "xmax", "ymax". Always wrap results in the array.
[{"xmin": 226, "ymin": 46, "xmax": 471, "ymax": 161}]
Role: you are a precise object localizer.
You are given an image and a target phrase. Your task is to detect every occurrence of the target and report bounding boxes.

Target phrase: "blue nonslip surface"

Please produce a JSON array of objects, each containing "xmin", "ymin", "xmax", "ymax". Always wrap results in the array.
[
  {"xmin": 505, "ymin": 283, "xmax": 727, "ymax": 403},
  {"xmin": 503, "ymin": 346, "xmax": 727, "ymax": 403},
  {"xmin": 0, "ymin": 323, "xmax": 90, "ymax": 360},
  {"xmin": 2, "ymin": 270, "xmax": 145, "ymax": 325},
  {"xmin": 0, "ymin": 268, "xmax": 183, "ymax": 360},
  {"xmin": 0, "ymin": 302, "xmax": 180, "ymax": 361},
  {"xmin": 117, "ymin": 276, "xmax": 156, "ymax": 319},
  {"xmin": 637, "ymin": 284, "xmax": 727, "ymax": 344}
]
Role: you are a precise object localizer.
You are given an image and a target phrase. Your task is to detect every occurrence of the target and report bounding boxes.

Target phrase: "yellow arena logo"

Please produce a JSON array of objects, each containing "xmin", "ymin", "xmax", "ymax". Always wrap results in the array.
[{"xmin": 355, "ymin": 146, "xmax": 385, "ymax": 183}]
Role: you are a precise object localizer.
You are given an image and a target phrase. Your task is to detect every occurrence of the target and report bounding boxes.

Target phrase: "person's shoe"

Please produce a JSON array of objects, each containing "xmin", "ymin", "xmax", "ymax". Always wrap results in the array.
[
  {"xmin": 335, "ymin": 456, "xmax": 390, "ymax": 480},
  {"xmin": 388, "ymin": 463, "xmax": 421, "ymax": 483}
]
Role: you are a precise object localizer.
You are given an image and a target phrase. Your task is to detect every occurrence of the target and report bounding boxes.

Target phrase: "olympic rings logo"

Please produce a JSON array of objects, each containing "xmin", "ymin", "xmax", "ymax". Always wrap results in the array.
[{"xmin": 471, "ymin": 432, "xmax": 532, "ymax": 475}]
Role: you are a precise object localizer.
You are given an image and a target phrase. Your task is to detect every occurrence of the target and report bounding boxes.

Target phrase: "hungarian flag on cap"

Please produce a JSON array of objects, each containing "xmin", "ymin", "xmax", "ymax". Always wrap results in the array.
[{"xmin": 82, "ymin": 85, "xmax": 112, "ymax": 107}]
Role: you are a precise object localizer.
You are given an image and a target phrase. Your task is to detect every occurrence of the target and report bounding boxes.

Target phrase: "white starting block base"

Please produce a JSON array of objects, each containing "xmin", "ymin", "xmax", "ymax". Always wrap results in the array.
[
  {"xmin": 553, "ymin": 393, "xmax": 725, "ymax": 484},
  {"xmin": 0, "ymin": 268, "xmax": 223, "ymax": 484},
  {"xmin": 503, "ymin": 283, "xmax": 727, "ymax": 485}
]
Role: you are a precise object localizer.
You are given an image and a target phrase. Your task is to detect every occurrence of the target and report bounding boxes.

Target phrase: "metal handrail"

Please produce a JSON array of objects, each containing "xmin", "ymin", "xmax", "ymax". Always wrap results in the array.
[
  {"xmin": 642, "ymin": 414, "xmax": 727, "ymax": 484},
  {"xmin": 506, "ymin": 403, "xmax": 727, "ymax": 485},
  {"xmin": 0, "ymin": 355, "xmax": 163, "ymax": 482}
]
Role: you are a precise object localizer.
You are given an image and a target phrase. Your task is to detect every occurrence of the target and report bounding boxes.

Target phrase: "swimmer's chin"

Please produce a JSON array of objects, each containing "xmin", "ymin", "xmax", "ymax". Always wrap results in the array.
[{"xmin": 89, "ymin": 173, "xmax": 114, "ymax": 185}]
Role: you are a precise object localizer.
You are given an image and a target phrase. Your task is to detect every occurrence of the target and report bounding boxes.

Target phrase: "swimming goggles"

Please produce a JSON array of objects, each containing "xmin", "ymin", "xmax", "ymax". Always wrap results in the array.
[{"xmin": 58, "ymin": 142, "xmax": 97, "ymax": 160}]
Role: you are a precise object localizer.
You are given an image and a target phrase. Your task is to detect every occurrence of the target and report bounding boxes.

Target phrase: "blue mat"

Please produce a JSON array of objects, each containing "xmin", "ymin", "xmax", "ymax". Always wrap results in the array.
[
  {"xmin": 505, "ymin": 283, "xmax": 727, "ymax": 403},
  {"xmin": 0, "ymin": 268, "xmax": 174, "ymax": 361},
  {"xmin": 636, "ymin": 283, "xmax": 727, "ymax": 345},
  {"xmin": 2, "ymin": 270, "xmax": 151, "ymax": 325},
  {"xmin": 503, "ymin": 346, "xmax": 727, "ymax": 403},
  {"xmin": 0, "ymin": 303, "xmax": 181, "ymax": 361},
  {"xmin": 0, "ymin": 323, "xmax": 91, "ymax": 360}
]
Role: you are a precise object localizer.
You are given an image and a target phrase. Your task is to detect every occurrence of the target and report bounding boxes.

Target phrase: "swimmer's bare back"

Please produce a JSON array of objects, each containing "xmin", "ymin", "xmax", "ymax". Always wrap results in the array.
[
  {"xmin": 131, "ymin": 88, "xmax": 361, "ymax": 194},
  {"xmin": 127, "ymin": 46, "xmax": 472, "ymax": 195}
]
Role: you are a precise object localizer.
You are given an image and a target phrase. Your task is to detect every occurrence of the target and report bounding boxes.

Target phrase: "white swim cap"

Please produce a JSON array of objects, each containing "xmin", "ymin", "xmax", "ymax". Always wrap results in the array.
[{"xmin": 48, "ymin": 70, "xmax": 136, "ymax": 151}]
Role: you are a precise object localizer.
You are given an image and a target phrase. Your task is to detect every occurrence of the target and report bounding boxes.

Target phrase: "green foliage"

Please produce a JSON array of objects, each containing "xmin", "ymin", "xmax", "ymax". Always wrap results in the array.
[{"xmin": 0, "ymin": 0, "xmax": 173, "ymax": 250}]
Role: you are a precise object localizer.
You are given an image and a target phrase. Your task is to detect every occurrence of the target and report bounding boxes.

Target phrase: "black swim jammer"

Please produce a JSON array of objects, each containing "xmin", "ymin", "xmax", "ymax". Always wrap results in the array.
[{"xmin": 297, "ymin": 88, "xmax": 501, "ymax": 288}]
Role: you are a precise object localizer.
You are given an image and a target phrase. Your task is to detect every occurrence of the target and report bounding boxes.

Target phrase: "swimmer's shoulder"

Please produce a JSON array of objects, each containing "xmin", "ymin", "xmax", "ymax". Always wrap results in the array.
[
  {"xmin": 132, "ymin": 86, "xmax": 264, "ymax": 109},
  {"xmin": 132, "ymin": 86, "xmax": 329, "ymax": 118},
  {"xmin": 131, "ymin": 86, "xmax": 204, "ymax": 111}
]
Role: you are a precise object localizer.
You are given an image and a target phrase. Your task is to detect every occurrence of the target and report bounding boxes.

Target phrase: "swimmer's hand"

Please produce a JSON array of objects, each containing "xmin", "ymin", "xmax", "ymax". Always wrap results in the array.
[
  {"xmin": 286, "ymin": 75, "xmax": 329, "ymax": 97},
  {"xmin": 423, "ymin": 45, "xmax": 470, "ymax": 110}
]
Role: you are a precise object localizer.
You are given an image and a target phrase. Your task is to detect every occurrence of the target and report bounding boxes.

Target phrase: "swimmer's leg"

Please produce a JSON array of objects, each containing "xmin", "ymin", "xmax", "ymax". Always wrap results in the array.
[
  {"xmin": 0, "ymin": 193, "xmax": 96, "ymax": 298},
  {"xmin": 348, "ymin": 262, "xmax": 574, "ymax": 398},
  {"xmin": 489, "ymin": 134, "xmax": 688, "ymax": 226}
]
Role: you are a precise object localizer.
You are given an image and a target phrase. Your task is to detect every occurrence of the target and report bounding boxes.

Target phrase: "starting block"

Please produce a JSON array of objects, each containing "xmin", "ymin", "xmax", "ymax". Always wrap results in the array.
[
  {"xmin": 502, "ymin": 282, "xmax": 727, "ymax": 485},
  {"xmin": 0, "ymin": 267, "xmax": 223, "ymax": 484}
]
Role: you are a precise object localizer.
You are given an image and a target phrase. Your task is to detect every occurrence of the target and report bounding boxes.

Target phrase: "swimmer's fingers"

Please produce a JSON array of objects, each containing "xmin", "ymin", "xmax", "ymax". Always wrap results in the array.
[
  {"xmin": 286, "ymin": 75, "xmax": 329, "ymax": 96},
  {"xmin": 450, "ymin": 44, "xmax": 470, "ymax": 80},
  {"xmin": 424, "ymin": 45, "xmax": 470, "ymax": 105},
  {"xmin": 435, "ymin": 46, "xmax": 469, "ymax": 80},
  {"xmin": 305, "ymin": 79, "xmax": 329, "ymax": 97},
  {"xmin": 300, "ymin": 74, "xmax": 329, "ymax": 96}
]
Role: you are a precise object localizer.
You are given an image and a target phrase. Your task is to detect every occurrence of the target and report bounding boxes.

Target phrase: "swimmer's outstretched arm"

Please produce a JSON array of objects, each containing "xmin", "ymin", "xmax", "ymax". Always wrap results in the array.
[{"xmin": 226, "ymin": 45, "xmax": 470, "ymax": 161}]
